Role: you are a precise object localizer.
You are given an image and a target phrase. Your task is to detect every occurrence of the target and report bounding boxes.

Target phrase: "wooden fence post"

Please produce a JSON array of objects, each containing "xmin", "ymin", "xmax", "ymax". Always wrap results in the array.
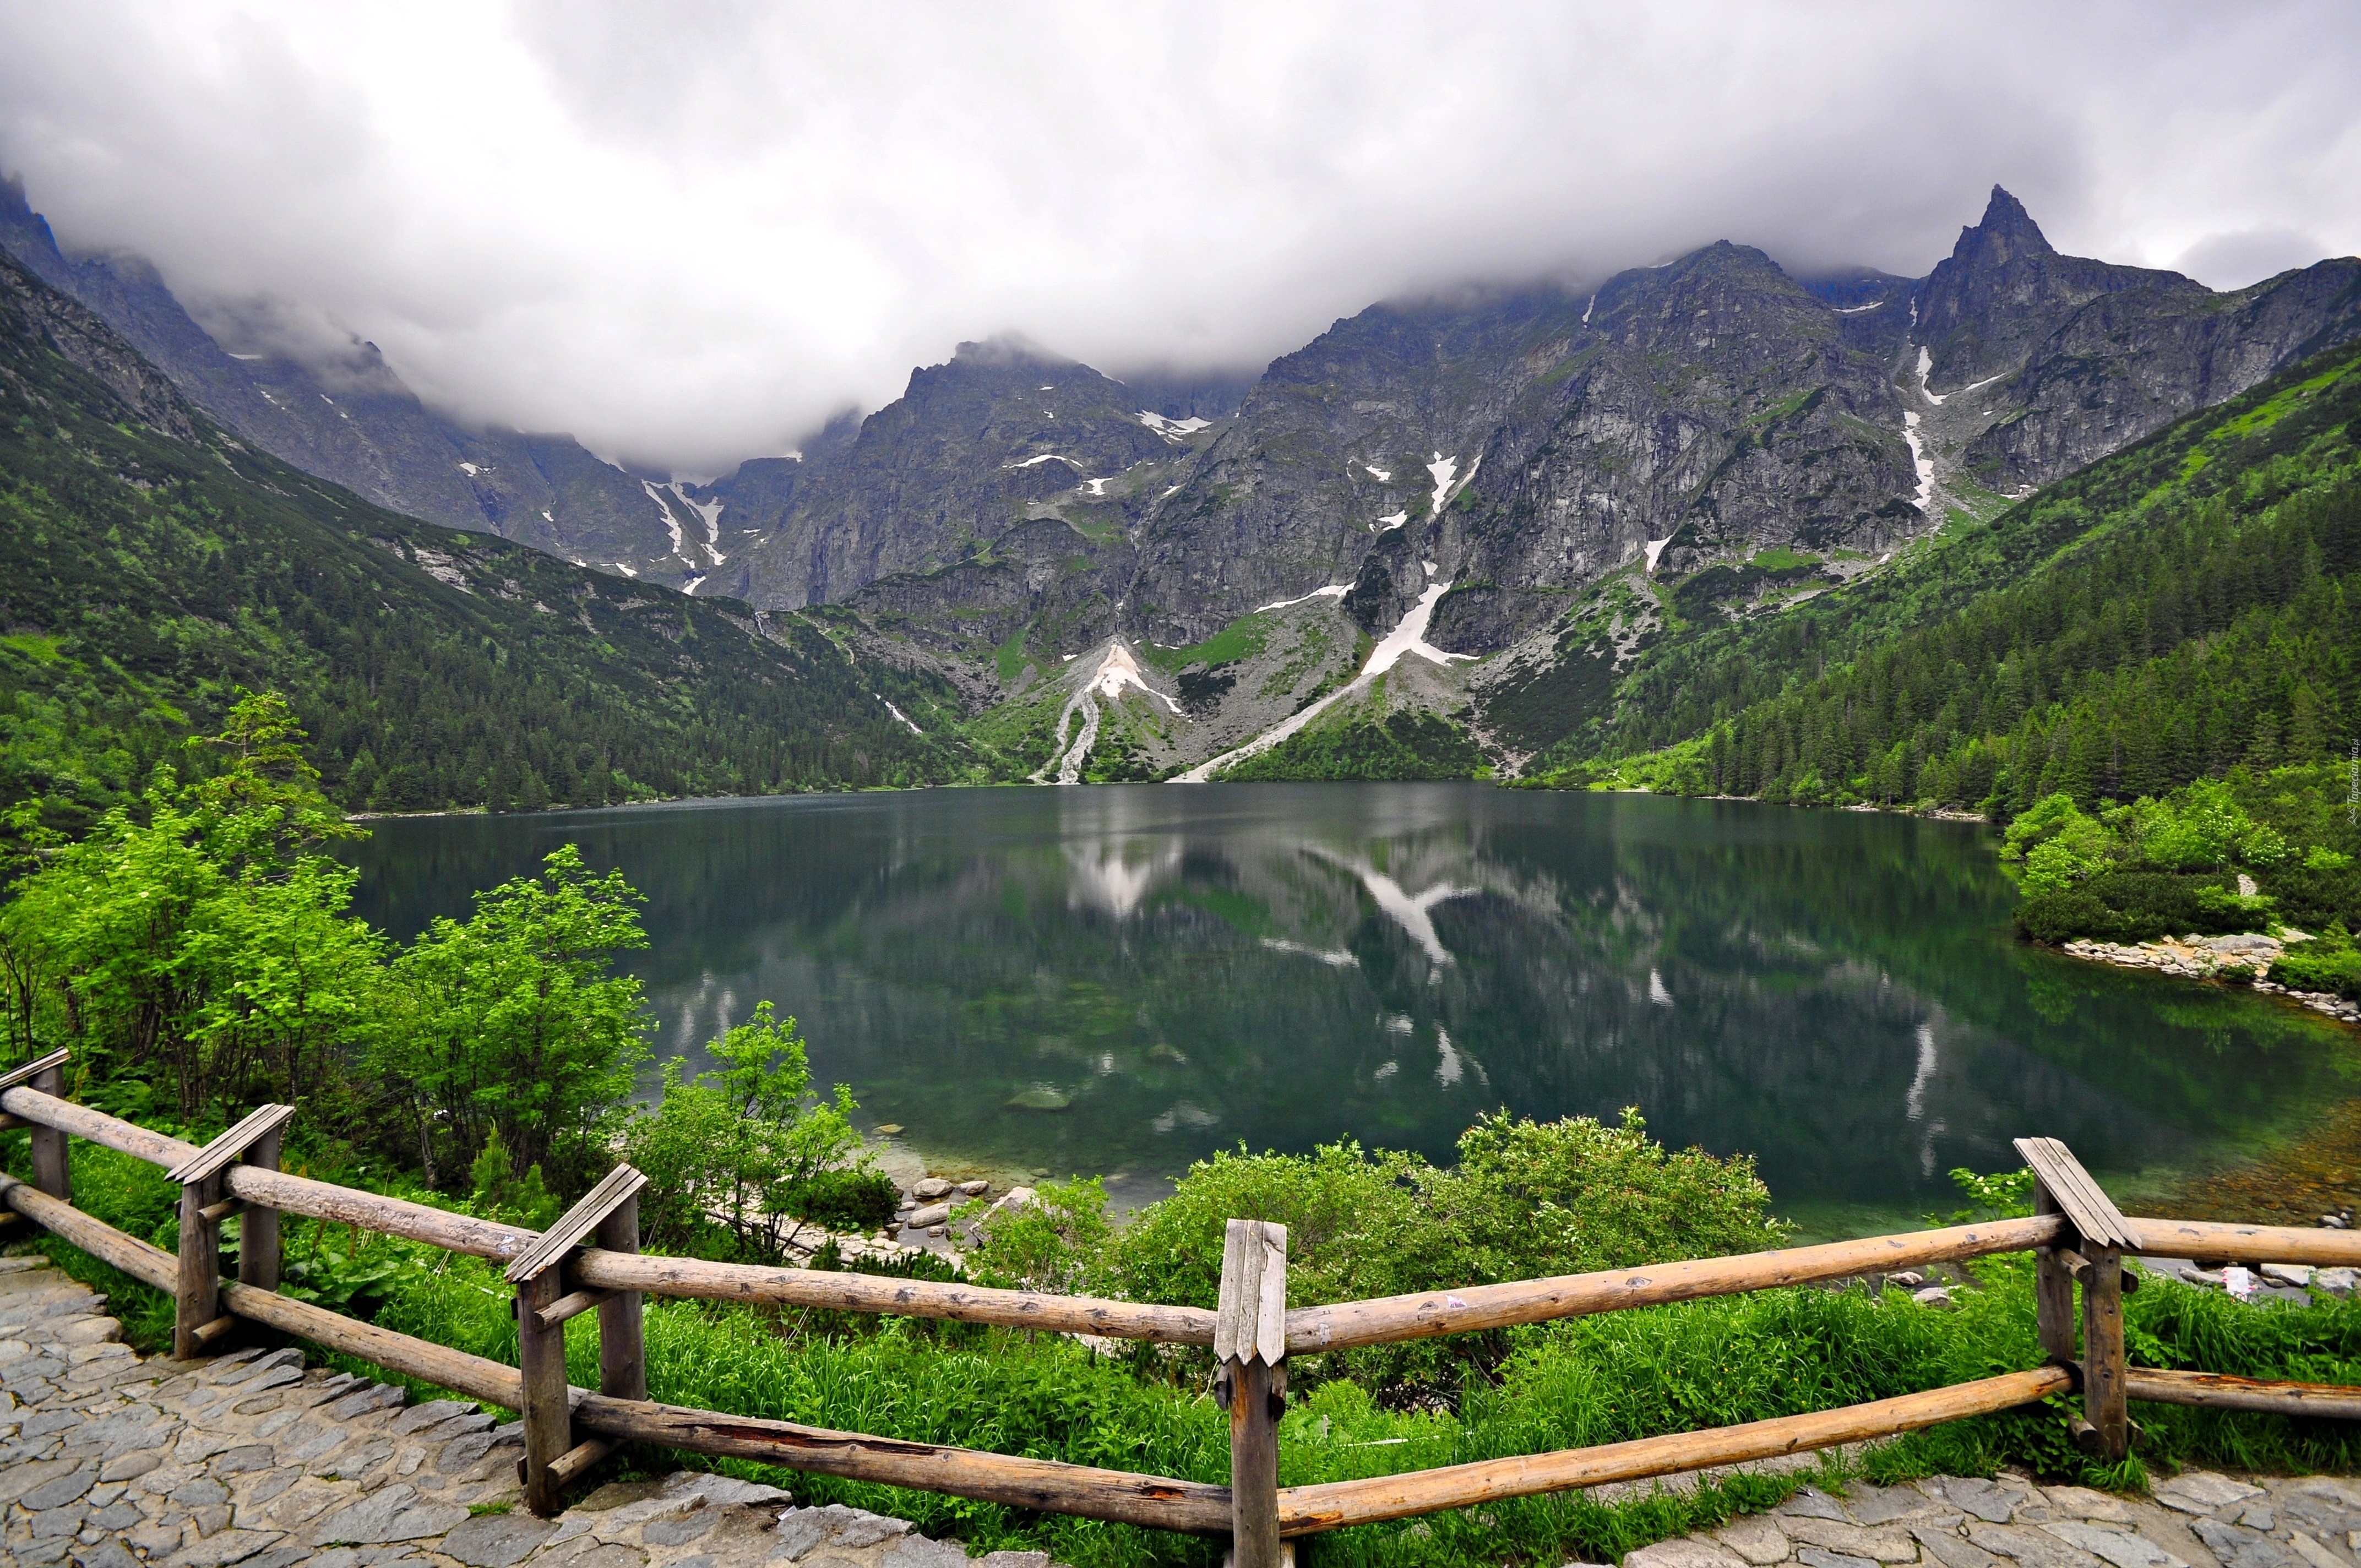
[
  {"xmin": 174, "ymin": 1169, "xmax": 225, "ymax": 1359},
  {"xmin": 504, "ymin": 1164, "xmax": 649, "ymax": 1515},
  {"xmin": 2029, "ymin": 1173, "xmax": 2077, "ymax": 1366},
  {"xmin": 1216, "ymin": 1218, "xmax": 1288, "ymax": 1568},
  {"xmin": 0, "ymin": 1050, "xmax": 75, "ymax": 1201},
  {"xmin": 2015, "ymin": 1137, "xmax": 2141, "ymax": 1463},
  {"xmin": 237, "ymin": 1120, "xmax": 284, "ymax": 1294},
  {"xmin": 166, "ymin": 1104, "xmax": 295, "ymax": 1359},
  {"xmin": 595, "ymin": 1191, "xmax": 645, "ymax": 1402},
  {"xmin": 2081, "ymin": 1247, "xmax": 2129, "ymax": 1459},
  {"xmin": 517, "ymin": 1266, "xmax": 570, "ymax": 1515}
]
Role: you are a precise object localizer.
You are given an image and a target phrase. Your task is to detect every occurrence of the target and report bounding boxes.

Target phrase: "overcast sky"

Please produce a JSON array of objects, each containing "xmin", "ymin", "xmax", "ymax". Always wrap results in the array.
[{"xmin": 2, "ymin": 2, "xmax": 2356, "ymax": 475}]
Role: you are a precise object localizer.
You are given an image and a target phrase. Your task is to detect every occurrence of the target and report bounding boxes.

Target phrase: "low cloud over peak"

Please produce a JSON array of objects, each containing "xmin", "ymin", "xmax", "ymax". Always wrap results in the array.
[{"xmin": 2, "ymin": 2, "xmax": 2354, "ymax": 474}]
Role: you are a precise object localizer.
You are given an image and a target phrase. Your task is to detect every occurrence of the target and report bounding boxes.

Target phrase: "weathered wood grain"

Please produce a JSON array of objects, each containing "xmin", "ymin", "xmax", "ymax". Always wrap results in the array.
[
  {"xmin": 504, "ymin": 1163, "xmax": 647, "ymax": 1284},
  {"xmin": 569, "ymin": 1392, "xmax": 1234, "ymax": 1533},
  {"xmin": 2081, "ymin": 1247, "xmax": 2128, "ymax": 1460},
  {"xmin": 1284, "ymin": 1216, "xmax": 2063, "ymax": 1352},
  {"xmin": 2126, "ymin": 1365, "xmax": 2361, "ymax": 1419},
  {"xmin": 595, "ymin": 1193, "xmax": 645, "ymax": 1404},
  {"xmin": 2014, "ymin": 1137, "xmax": 2140, "ymax": 1251},
  {"xmin": 568, "ymin": 1249, "xmax": 1218, "ymax": 1343},
  {"xmin": 166, "ymin": 1103, "xmax": 296, "ymax": 1185},
  {"xmin": 1274, "ymin": 1366, "xmax": 2074, "ymax": 1534},
  {"xmin": 2126, "ymin": 1217, "xmax": 2361, "ymax": 1267},
  {"xmin": 0, "ymin": 1171, "xmax": 175, "ymax": 1290}
]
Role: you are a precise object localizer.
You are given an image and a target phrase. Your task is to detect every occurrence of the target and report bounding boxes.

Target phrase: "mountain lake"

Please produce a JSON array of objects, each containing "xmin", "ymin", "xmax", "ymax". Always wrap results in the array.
[{"xmin": 350, "ymin": 783, "xmax": 2360, "ymax": 1239}]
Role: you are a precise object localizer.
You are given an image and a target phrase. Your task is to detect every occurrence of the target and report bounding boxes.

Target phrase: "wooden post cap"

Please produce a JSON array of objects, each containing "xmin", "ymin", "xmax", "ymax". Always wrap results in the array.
[{"xmin": 1215, "ymin": 1219, "xmax": 1288, "ymax": 1367}]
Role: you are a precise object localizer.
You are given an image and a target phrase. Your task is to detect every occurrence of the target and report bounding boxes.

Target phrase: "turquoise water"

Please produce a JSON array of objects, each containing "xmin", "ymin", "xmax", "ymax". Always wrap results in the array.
[{"xmin": 349, "ymin": 785, "xmax": 2357, "ymax": 1233}]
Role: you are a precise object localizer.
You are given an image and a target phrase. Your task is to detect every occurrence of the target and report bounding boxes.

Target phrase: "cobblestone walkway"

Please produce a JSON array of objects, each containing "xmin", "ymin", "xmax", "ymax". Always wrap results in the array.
[
  {"xmin": 0, "ymin": 1256, "xmax": 1047, "ymax": 1568},
  {"xmin": 1630, "ymin": 1468, "xmax": 2361, "ymax": 1568}
]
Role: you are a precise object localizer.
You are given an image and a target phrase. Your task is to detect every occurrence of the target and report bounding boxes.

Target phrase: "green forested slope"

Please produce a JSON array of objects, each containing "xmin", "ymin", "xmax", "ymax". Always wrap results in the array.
[
  {"xmin": 0, "ymin": 252, "xmax": 978, "ymax": 831},
  {"xmin": 1527, "ymin": 343, "xmax": 2361, "ymax": 813}
]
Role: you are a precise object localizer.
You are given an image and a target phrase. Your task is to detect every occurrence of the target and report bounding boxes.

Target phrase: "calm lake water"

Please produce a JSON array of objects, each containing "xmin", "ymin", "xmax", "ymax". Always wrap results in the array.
[{"xmin": 349, "ymin": 785, "xmax": 2358, "ymax": 1236}]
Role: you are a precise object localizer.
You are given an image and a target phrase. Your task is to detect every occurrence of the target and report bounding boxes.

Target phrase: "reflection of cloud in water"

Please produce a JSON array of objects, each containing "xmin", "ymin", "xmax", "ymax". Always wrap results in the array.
[
  {"xmin": 1647, "ymin": 969, "xmax": 1673, "ymax": 1006},
  {"xmin": 1261, "ymin": 937, "xmax": 1359, "ymax": 968},
  {"xmin": 1435, "ymin": 1025, "xmax": 1464, "ymax": 1086},
  {"xmin": 1373, "ymin": 1061, "xmax": 1398, "ymax": 1080},
  {"xmin": 1152, "ymin": 1102, "xmax": 1220, "ymax": 1134}
]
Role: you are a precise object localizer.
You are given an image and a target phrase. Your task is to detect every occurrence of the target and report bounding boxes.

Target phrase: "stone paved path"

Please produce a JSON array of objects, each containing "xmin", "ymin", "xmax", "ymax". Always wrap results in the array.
[
  {"xmin": 8, "ymin": 1251, "xmax": 2359, "ymax": 1568},
  {"xmin": 0, "ymin": 1255, "xmax": 1049, "ymax": 1568},
  {"xmin": 1630, "ymin": 1469, "xmax": 2361, "ymax": 1568}
]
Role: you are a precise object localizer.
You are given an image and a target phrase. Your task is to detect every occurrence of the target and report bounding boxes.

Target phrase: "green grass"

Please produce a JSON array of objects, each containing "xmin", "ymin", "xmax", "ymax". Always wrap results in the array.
[
  {"xmin": 1140, "ymin": 612, "xmax": 1273, "ymax": 674},
  {"xmin": 995, "ymin": 624, "xmax": 1034, "ymax": 687},
  {"xmin": 17, "ymin": 1130, "xmax": 2361, "ymax": 1568},
  {"xmin": 1748, "ymin": 547, "xmax": 1820, "ymax": 573}
]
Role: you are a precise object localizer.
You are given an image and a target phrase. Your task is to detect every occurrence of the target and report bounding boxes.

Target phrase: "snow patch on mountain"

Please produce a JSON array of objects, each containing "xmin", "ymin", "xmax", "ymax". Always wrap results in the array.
[
  {"xmin": 1903, "ymin": 411, "xmax": 1934, "ymax": 510},
  {"xmin": 1032, "ymin": 642, "xmax": 1180, "ymax": 785},
  {"xmin": 1255, "ymin": 584, "xmax": 1350, "ymax": 612},
  {"xmin": 1138, "ymin": 411, "xmax": 1212, "ymax": 441},
  {"xmin": 667, "ymin": 481, "xmax": 727, "ymax": 562},
  {"xmin": 1176, "ymin": 577, "xmax": 1471, "ymax": 782},
  {"xmin": 643, "ymin": 479, "xmax": 686, "ymax": 556}
]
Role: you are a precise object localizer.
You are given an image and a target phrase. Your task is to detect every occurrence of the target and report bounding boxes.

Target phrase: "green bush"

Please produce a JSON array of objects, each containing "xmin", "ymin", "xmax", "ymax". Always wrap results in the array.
[
  {"xmin": 786, "ymin": 1168, "xmax": 900, "ymax": 1233},
  {"xmin": 2014, "ymin": 887, "xmax": 2121, "ymax": 943},
  {"xmin": 972, "ymin": 1112, "xmax": 1785, "ymax": 1399},
  {"xmin": 2014, "ymin": 871, "xmax": 2247, "ymax": 944},
  {"xmin": 2271, "ymin": 932, "xmax": 2361, "ymax": 999}
]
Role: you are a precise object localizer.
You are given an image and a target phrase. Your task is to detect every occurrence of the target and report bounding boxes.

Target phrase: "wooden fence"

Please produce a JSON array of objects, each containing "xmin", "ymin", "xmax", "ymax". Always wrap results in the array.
[{"xmin": 7, "ymin": 1048, "xmax": 2361, "ymax": 1567}]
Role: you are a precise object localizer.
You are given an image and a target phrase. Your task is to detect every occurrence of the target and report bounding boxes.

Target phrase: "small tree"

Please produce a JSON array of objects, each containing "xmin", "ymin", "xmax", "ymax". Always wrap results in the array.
[
  {"xmin": 384, "ymin": 843, "xmax": 650, "ymax": 1195},
  {"xmin": 624, "ymin": 1001, "xmax": 873, "ymax": 1261},
  {"xmin": 0, "ymin": 692, "xmax": 385, "ymax": 1123}
]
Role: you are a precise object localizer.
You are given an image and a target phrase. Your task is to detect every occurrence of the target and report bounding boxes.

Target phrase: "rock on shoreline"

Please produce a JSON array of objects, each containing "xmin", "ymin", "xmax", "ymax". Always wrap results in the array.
[{"xmin": 2059, "ymin": 930, "xmax": 2360, "ymax": 1025}]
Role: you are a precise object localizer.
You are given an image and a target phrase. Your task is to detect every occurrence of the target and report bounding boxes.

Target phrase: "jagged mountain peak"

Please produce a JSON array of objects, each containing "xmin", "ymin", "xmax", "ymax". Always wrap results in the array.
[
  {"xmin": 950, "ymin": 333, "xmax": 1073, "ymax": 370},
  {"xmin": 1955, "ymin": 184, "xmax": 2056, "ymax": 266}
]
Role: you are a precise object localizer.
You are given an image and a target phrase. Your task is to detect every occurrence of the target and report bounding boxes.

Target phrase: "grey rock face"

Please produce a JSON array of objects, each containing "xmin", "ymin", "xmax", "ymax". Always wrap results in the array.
[
  {"xmin": 727, "ymin": 338, "xmax": 1187, "ymax": 610},
  {"xmin": 0, "ymin": 176, "xmax": 726, "ymax": 589}
]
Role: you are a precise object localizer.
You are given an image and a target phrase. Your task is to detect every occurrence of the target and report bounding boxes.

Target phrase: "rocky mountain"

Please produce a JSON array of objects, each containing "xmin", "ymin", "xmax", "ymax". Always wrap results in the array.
[
  {"xmin": 0, "ymin": 246, "xmax": 971, "ymax": 827},
  {"xmin": 819, "ymin": 188, "xmax": 2359, "ymax": 783},
  {"xmin": 1918, "ymin": 190, "xmax": 2361, "ymax": 489},
  {"xmin": 0, "ymin": 176, "xmax": 736, "ymax": 587},
  {"xmin": 704, "ymin": 337, "xmax": 1207, "ymax": 607},
  {"xmin": 12, "ymin": 167, "xmax": 2358, "ymax": 788}
]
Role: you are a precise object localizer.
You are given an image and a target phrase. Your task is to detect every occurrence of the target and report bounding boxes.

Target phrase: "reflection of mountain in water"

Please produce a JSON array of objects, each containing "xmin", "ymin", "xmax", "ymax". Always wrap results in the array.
[{"xmin": 349, "ymin": 786, "xmax": 2351, "ymax": 1216}]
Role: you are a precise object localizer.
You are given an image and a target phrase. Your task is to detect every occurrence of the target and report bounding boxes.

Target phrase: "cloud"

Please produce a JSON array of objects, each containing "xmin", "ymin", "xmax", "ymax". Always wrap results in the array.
[
  {"xmin": 1, "ymin": 1, "xmax": 2356, "ymax": 474},
  {"xmin": 2174, "ymin": 227, "xmax": 2331, "ymax": 288}
]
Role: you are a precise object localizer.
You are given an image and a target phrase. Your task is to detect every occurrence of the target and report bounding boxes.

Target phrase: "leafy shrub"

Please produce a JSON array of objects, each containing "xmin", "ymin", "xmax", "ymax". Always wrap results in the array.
[
  {"xmin": 2014, "ymin": 888, "xmax": 2121, "ymax": 943},
  {"xmin": 974, "ymin": 1112, "xmax": 1785, "ymax": 1399},
  {"xmin": 2267, "ymin": 859, "xmax": 2361, "ymax": 933},
  {"xmin": 2015, "ymin": 871, "xmax": 2246, "ymax": 944},
  {"xmin": 965, "ymin": 1175, "xmax": 1117, "ymax": 1296},
  {"xmin": 786, "ymin": 1167, "xmax": 899, "ymax": 1233},
  {"xmin": 2272, "ymin": 931, "xmax": 2361, "ymax": 999},
  {"xmin": 623, "ymin": 1000, "xmax": 871, "ymax": 1262}
]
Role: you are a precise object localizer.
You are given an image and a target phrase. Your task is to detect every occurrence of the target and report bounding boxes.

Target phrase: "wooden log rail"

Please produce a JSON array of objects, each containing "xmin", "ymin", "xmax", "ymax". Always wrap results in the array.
[{"xmin": 6, "ymin": 1067, "xmax": 2361, "ymax": 1556}]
